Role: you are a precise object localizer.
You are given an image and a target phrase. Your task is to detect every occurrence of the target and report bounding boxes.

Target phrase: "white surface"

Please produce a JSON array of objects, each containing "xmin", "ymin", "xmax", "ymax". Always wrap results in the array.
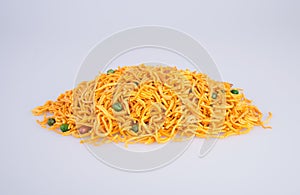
[{"xmin": 1, "ymin": 0, "xmax": 300, "ymax": 195}]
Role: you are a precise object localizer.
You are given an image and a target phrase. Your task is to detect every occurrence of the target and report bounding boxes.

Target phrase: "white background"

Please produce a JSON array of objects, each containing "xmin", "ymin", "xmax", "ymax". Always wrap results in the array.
[{"xmin": 1, "ymin": 0, "xmax": 300, "ymax": 194}]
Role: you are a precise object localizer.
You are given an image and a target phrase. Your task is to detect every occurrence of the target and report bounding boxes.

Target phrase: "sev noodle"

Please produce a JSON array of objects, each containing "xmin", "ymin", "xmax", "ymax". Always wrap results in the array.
[{"xmin": 32, "ymin": 64, "xmax": 272, "ymax": 146}]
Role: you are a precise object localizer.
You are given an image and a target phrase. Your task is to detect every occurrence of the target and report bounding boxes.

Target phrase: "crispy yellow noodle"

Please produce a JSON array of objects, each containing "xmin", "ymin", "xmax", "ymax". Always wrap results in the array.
[{"xmin": 32, "ymin": 64, "xmax": 272, "ymax": 145}]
